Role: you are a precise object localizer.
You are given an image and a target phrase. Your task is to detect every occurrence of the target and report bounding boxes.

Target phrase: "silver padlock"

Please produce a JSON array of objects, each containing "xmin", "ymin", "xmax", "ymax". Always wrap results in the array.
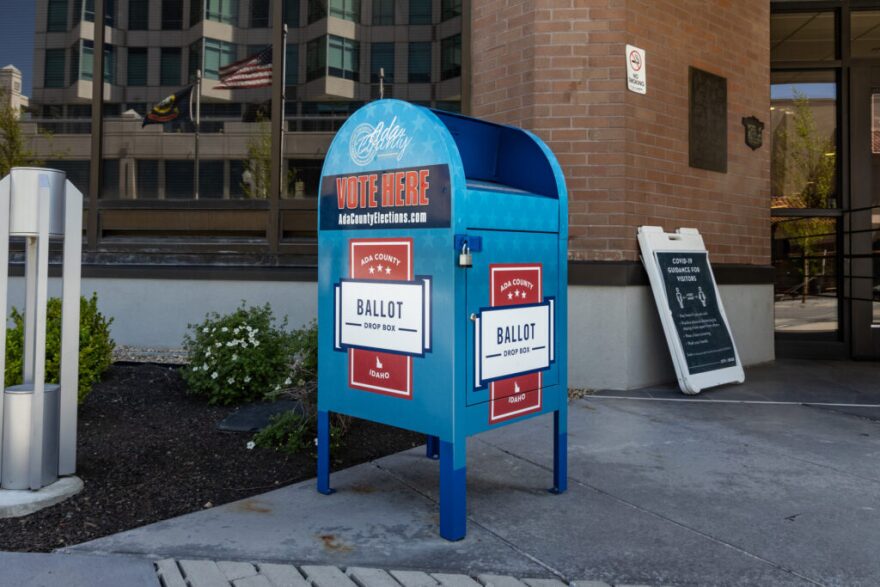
[{"xmin": 459, "ymin": 242, "xmax": 473, "ymax": 267}]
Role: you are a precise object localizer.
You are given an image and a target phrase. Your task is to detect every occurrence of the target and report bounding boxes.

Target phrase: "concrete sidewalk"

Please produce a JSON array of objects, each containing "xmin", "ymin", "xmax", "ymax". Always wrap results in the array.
[{"xmin": 64, "ymin": 359, "xmax": 880, "ymax": 586}]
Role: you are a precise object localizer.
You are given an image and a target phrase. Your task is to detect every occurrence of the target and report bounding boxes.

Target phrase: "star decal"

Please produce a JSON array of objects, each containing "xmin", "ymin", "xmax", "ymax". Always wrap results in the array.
[
  {"xmin": 507, "ymin": 292, "xmax": 513, "ymax": 300},
  {"xmin": 385, "ymin": 267, "xmax": 392, "ymax": 275},
  {"xmin": 369, "ymin": 266, "xmax": 375, "ymax": 274},
  {"xmin": 377, "ymin": 264, "xmax": 384, "ymax": 272}
]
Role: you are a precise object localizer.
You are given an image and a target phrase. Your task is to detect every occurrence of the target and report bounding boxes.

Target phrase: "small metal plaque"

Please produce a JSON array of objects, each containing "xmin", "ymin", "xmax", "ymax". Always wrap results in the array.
[
  {"xmin": 689, "ymin": 67, "xmax": 727, "ymax": 173},
  {"xmin": 741, "ymin": 116, "xmax": 764, "ymax": 150}
]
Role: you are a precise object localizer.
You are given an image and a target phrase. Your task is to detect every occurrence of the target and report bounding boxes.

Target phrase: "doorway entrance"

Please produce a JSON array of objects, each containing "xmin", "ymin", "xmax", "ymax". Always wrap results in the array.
[{"xmin": 848, "ymin": 64, "xmax": 880, "ymax": 358}]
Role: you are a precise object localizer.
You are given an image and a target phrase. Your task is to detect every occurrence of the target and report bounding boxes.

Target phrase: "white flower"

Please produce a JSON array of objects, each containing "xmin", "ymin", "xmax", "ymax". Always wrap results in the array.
[
  {"xmin": 253, "ymin": 340, "xmax": 260, "ymax": 347},
  {"xmin": 211, "ymin": 371, "xmax": 218, "ymax": 379},
  {"xmin": 221, "ymin": 327, "xmax": 229, "ymax": 333},
  {"xmin": 243, "ymin": 375, "xmax": 251, "ymax": 383},
  {"xmin": 205, "ymin": 349, "xmax": 211, "ymax": 358},
  {"xmin": 202, "ymin": 327, "xmax": 209, "ymax": 333},
  {"xmin": 215, "ymin": 342, "xmax": 222, "ymax": 348},
  {"xmin": 227, "ymin": 377, "xmax": 235, "ymax": 384},
  {"xmin": 202, "ymin": 363, "xmax": 208, "ymax": 370},
  {"xmin": 232, "ymin": 353, "xmax": 238, "ymax": 361},
  {"xmin": 226, "ymin": 340, "xmax": 235, "ymax": 347},
  {"xmin": 313, "ymin": 437, "xmax": 318, "ymax": 446},
  {"xmin": 233, "ymin": 327, "xmax": 240, "ymax": 335},
  {"xmin": 284, "ymin": 377, "xmax": 292, "ymax": 386},
  {"xmin": 246, "ymin": 441, "xmax": 255, "ymax": 450},
  {"xmin": 253, "ymin": 329, "xmax": 259, "ymax": 335}
]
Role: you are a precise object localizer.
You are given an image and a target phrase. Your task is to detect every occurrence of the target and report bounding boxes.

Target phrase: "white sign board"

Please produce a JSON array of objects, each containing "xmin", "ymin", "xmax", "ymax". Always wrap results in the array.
[
  {"xmin": 638, "ymin": 226, "xmax": 744, "ymax": 394},
  {"xmin": 626, "ymin": 44, "xmax": 646, "ymax": 94},
  {"xmin": 334, "ymin": 278, "xmax": 431, "ymax": 356},
  {"xmin": 474, "ymin": 301, "xmax": 554, "ymax": 387}
]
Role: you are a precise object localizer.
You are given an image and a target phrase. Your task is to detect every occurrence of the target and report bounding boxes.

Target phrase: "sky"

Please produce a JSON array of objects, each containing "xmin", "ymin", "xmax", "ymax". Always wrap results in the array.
[{"xmin": 0, "ymin": 0, "xmax": 36, "ymax": 95}]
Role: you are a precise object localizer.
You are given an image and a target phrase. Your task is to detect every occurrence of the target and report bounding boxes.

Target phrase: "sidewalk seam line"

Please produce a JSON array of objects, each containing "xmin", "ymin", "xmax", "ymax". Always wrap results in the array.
[
  {"xmin": 475, "ymin": 436, "xmax": 825, "ymax": 587},
  {"xmin": 369, "ymin": 461, "xmax": 568, "ymax": 582}
]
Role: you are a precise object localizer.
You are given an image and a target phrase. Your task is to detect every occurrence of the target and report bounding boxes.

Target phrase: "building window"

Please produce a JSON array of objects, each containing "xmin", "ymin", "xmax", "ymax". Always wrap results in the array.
[
  {"xmin": 284, "ymin": 0, "xmax": 300, "ymax": 26},
  {"xmin": 307, "ymin": 0, "xmax": 325, "ymax": 23},
  {"xmin": 371, "ymin": 42, "xmax": 394, "ymax": 83},
  {"xmin": 69, "ymin": 41, "xmax": 80, "ymax": 82},
  {"xmin": 372, "ymin": 0, "xmax": 393, "ymax": 24},
  {"xmin": 136, "ymin": 160, "xmax": 159, "ymax": 199},
  {"xmin": 306, "ymin": 36, "xmax": 326, "ymax": 81},
  {"xmin": 408, "ymin": 42, "xmax": 430, "ymax": 83},
  {"xmin": 162, "ymin": 0, "xmax": 183, "ymax": 28},
  {"xmin": 440, "ymin": 0, "xmax": 459, "ymax": 21},
  {"xmin": 250, "ymin": 0, "xmax": 269, "ymax": 27},
  {"xmin": 81, "ymin": 0, "xmax": 116, "ymax": 25},
  {"xmin": 80, "ymin": 41, "xmax": 94, "ymax": 81},
  {"xmin": 127, "ymin": 48, "xmax": 148, "ymax": 86},
  {"xmin": 328, "ymin": 35, "xmax": 359, "ymax": 81},
  {"xmin": 165, "ymin": 160, "xmax": 194, "ymax": 199},
  {"xmin": 190, "ymin": 0, "xmax": 203, "ymax": 24},
  {"xmin": 329, "ymin": 0, "xmax": 359, "ymax": 22},
  {"xmin": 851, "ymin": 11, "xmax": 880, "ymax": 58},
  {"xmin": 286, "ymin": 43, "xmax": 298, "ymax": 85},
  {"xmin": 128, "ymin": 0, "xmax": 148, "ymax": 29},
  {"xmin": 200, "ymin": 160, "xmax": 225, "ymax": 199},
  {"xmin": 103, "ymin": 159, "xmax": 119, "ymax": 199},
  {"xmin": 47, "ymin": 0, "xmax": 69, "ymax": 32},
  {"xmin": 188, "ymin": 40, "xmax": 201, "ymax": 81},
  {"xmin": 104, "ymin": 44, "xmax": 116, "ymax": 84},
  {"xmin": 83, "ymin": 0, "xmax": 95, "ymax": 21},
  {"xmin": 409, "ymin": 0, "xmax": 430, "ymax": 24},
  {"xmin": 206, "ymin": 0, "xmax": 238, "ymax": 25},
  {"xmin": 440, "ymin": 34, "xmax": 460, "ymax": 80},
  {"xmin": 203, "ymin": 39, "xmax": 237, "ymax": 80},
  {"xmin": 160, "ymin": 47, "xmax": 182, "ymax": 86},
  {"xmin": 44, "ymin": 49, "xmax": 66, "ymax": 88},
  {"xmin": 771, "ymin": 12, "xmax": 835, "ymax": 62}
]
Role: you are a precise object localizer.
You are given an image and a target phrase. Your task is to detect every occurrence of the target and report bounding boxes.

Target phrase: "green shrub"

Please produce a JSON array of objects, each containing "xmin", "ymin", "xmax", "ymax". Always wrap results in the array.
[
  {"xmin": 252, "ymin": 320, "xmax": 349, "ymax": 455},
  {"xmin": 252, "ymin": 409, "xmax": 348, "ymax": 455},
  {"xmin": 4, "ymin": 293, "xmax": 115, "ymax": 403},
  {"xmin": 182, "ymin": 303, "xmax": 297, "ymax": 405}
]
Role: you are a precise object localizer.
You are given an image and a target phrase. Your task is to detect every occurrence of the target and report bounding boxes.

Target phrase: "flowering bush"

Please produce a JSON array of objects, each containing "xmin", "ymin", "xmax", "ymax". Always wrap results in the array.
[{"xmin": 182, "ymin": 303, "xmax": 296, "ymax": 405}]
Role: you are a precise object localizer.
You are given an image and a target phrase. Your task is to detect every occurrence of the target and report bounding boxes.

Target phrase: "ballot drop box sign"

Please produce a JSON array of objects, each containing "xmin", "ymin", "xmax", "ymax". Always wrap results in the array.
[{"xmin": 316, "ymin": 100, "xmax": 570, "ymax": 541}]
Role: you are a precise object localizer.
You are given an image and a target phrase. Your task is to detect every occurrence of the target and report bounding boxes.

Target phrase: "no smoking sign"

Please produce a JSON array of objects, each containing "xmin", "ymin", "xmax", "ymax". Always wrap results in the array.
[{"xmin": 626, "ymin": 44, "xmax": 646, "ymax": 94}]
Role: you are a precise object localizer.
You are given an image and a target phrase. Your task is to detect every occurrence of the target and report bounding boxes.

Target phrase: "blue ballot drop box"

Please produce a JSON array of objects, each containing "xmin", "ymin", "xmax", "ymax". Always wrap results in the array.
[{"xmin": 317, "ymin": 99, "xmax": 568, "ymax": 541}]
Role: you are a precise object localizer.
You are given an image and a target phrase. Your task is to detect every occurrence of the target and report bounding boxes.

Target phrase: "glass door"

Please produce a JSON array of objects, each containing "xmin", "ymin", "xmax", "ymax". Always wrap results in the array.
[
  {"xmin": 770, "ymin": 71, "xmax": 842, "ymax": 337},
  {"xmin": 847, "ymin": 65, "xmax": 880, "ymax": 358}
]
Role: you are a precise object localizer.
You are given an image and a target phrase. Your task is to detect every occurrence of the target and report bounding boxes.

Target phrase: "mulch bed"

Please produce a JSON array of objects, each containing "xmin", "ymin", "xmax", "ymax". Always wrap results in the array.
[{"xmin": 0, "ymin": 363, "xmax": 423, "ymax": 552}]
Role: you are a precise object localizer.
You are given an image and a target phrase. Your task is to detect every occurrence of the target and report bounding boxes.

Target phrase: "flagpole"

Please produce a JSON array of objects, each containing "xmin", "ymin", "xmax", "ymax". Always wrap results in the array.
[
  {"xmin": 280, "ymin": 25, "xmax": 288, "ymax": 198},
  {"xmin": 194, "ymin": 69, "xmax": 202, "ymax": 200}
]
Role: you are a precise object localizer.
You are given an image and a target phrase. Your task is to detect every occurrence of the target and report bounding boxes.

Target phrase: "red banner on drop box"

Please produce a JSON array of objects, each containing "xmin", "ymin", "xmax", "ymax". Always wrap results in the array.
[
  {"xmin": 487, "ymin": 264, "xmax": 545, "ymax": 423},
  {"xmin": 345, "ymin": 238, "xmax": 415, "ymax": 398}
]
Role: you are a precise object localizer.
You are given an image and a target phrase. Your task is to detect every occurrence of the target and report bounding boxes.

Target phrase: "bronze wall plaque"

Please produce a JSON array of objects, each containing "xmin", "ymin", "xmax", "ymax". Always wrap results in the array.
[{"xmin": 689, "ymin": 67, "xmax": 727, "ymax": 173}]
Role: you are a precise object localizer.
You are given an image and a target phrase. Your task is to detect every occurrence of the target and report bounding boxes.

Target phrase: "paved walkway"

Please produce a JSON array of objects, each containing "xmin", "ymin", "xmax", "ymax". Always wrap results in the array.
[
  {"xmin": 65, "ymin": 359, "xmax": 880, "ymax": 586},
  {"xmin": 154, "ymin": 559, "xmax": 634, "ymax": 587}
]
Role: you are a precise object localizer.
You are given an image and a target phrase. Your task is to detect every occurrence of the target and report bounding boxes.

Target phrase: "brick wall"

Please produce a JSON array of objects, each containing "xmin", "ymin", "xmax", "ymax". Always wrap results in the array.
[{"xmin": 470, "ymin": 0, "xmax": 770, "ymax": 265}]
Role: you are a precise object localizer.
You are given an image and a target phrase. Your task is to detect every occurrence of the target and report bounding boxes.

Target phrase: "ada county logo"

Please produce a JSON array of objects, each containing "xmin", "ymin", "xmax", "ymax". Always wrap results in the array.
[{"xmin": 349, "ymin": 117, "xmax": 414, "ymax": 166}]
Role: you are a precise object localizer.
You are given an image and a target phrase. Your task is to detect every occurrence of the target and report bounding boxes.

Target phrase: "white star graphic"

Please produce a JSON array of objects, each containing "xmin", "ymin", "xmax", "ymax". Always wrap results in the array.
[
  {"xmin": 507, "ymin": 293, "xmax": 513, "ymax": 300},
  {"xmin": 377, "ymin": 264, "xmax": 384, "ymax": 272},
  {"xmin": 514, "ymin": 290, "xmax": 521, "ymax": 298},
  {"xmin": 385, "ymin": 267, "xmax": 391, "ymax": 275},
  {"xmin": 369, "ymin": 267, "xmax": 375, "ymax": 274}
]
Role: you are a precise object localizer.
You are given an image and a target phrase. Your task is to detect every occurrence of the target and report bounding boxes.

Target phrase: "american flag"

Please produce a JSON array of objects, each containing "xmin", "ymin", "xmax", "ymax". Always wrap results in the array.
[{"xmin": 215, "ymin": 46, "xmax": 273, "ymax": 89}]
